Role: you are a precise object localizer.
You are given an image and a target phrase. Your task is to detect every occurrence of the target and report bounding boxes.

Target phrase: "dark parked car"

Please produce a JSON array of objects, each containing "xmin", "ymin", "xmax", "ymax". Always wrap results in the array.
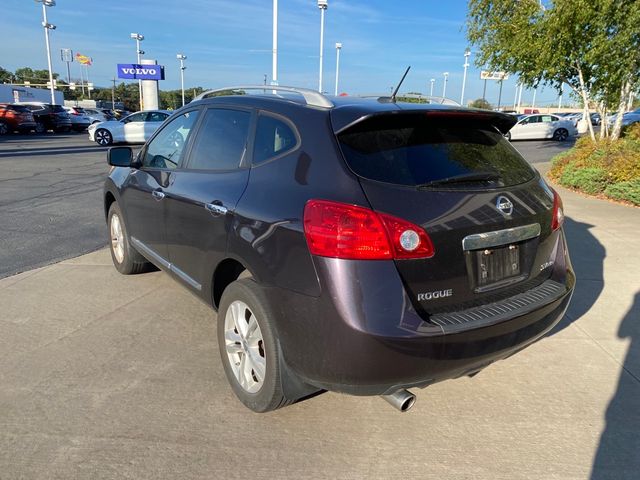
[
  {"xmin": 104, "ymin": 86, "xmax": 575, "ymax": 413},
  {"xmin": 0, "ymin": 103, "xmax": 37, "ymax": 134},
  {"xmin": 16, "ymin": 102, "xmax": 72, "ymax": 133}
]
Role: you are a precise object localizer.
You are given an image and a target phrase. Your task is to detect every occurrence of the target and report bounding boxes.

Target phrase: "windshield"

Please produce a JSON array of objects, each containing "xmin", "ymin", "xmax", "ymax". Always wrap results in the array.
[{"xmin": 337, "ymin": 113, "xmax": 536, "ymax": 188}]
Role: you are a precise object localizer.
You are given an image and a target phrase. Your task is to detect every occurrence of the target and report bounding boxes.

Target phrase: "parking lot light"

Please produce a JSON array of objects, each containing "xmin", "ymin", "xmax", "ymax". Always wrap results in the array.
[
  {"xmin": 177, "ymin": 54, "xmax": 187, "ymax": 107},
  {"xmin": 442, "ymin": 72, "xmax": 449, "ymax": 98},
  {"xmin": 461, "ymin": 48, "xmax": 471, "ymax": 106},
  {"xmin": 430, "ymin": 78, "xmax": 435, "ymax": 97},
  {"xmin": 334, "ymin": 42, "xmax": 342, "ymax": 96},
  {"xmin": 35, "ymin": 0, "xmax": 57, "ymax": 104},
  {"xmin": 317, "ymin": 0, "xmax": 328, "ymax": 93},
  {"xmin": 130, "ymin": 33, "xmax": 144, "ymax": 110}
]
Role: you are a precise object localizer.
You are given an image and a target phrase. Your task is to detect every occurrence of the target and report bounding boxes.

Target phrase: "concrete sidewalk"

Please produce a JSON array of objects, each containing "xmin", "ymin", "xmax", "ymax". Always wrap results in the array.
[{"xmin": 1, "ymin": 181, "xmax": 638, "ymax": 479}]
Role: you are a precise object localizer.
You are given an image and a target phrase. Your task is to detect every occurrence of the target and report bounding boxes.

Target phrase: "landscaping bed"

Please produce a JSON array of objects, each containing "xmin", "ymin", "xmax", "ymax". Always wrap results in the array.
[{"xmin": 550, "ymin": 124, "xmax": 640, "ymax": 206}]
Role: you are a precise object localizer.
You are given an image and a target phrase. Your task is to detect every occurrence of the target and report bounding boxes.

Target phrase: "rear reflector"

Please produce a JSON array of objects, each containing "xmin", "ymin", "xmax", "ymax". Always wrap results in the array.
[
  {"xmin": 551, "ymin": 189, "xmax": 564, "ymax": 231},
  {"xmin": 303, "ymin": 199, "xmax": 434, "ymax": 260}
]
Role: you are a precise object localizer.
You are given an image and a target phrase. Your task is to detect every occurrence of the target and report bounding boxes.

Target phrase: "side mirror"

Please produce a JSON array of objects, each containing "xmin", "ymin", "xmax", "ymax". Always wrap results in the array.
[{"xmin": 108, "ymin": 147, "xmax": 133, "ymax": 167}]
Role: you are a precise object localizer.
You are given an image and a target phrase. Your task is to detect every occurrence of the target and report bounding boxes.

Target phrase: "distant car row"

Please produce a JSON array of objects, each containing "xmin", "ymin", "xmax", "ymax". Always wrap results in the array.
[{"xmin": 0, "ymin": 101, "xmax": 126, "ymax": 135}]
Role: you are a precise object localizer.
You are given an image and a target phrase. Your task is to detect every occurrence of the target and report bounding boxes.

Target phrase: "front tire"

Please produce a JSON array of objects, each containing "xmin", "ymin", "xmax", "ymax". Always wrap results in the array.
[
  {"xmin": 107, "ymin": 202, "xmax": 149, "ymax": 275},
  {"xmin": 218, "ymin": 279, "xmax": 295, "ymax": 413},
  {"xmin": 0, "ymin": 121, "xmax": 8, "ymax": 135},
  {"xmin": 35, "ymin": 122, "xmax": 46, "ymax": 134},
  {"xmin": 95, "ymin": 129, "xmax": 113, "ymax": 145},
  {"xmin": 553, "ymin": 128, "xmax": 569, "ymax": 141}
]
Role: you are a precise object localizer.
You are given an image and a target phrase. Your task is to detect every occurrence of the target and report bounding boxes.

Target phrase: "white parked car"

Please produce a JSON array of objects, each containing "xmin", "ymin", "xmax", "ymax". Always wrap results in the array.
[
  {"xmin": 506, "ymin": 114, "xmax": 577, "ymax": 141},
  {"xmin": 88, "ymin": 110, "xmax": 171, "ymax": 145}
]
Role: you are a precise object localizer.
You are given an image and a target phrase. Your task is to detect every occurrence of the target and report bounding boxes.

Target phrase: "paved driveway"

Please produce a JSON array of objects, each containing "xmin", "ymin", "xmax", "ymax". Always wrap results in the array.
[{"xmin": 0, "ymin": 138, "xmax": 638, "ymax": 479}]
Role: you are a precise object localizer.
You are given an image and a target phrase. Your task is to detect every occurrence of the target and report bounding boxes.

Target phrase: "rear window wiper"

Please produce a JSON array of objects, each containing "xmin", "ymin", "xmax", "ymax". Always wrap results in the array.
[{"xmin": 416, "ymin": 171, "xmax": 501, "ymax": 190}]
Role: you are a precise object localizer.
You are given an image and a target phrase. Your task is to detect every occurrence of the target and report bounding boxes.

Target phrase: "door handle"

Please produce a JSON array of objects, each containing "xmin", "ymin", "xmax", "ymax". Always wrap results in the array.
[
  {"xmin": 205, "ymin": 202, "xmax": 228, "ymax": 216},
  {"xmin": 152, "ymin": 190, "xmax": 165, "ymax": 201}
]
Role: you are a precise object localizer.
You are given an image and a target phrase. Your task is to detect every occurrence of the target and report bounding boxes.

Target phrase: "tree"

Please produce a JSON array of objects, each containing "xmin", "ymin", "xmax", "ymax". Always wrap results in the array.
[
  {"xmin": 0, "ymin": 66, "xmax": 13, "ymax": 83},
  {"xmin": 14, "ymin": 67, "xmax": 59, "ymax": 84},
  {"xmin": 469, "ymin": 98, "xmax": 493, "ymax": 110},
  {"xmin": 466, "ymin": 0, "xmax": 640, "ymax": 142}
]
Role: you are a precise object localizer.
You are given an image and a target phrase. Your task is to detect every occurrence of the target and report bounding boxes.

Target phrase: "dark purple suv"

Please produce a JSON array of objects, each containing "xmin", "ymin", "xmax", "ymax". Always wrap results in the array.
[{"xmin": 104, "ymin": 86, "xmax": 574, "ymax": 413}]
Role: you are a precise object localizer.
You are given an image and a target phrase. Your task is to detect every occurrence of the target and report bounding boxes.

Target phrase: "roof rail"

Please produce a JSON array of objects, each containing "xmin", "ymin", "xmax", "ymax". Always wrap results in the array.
[{"xmin": 193, "ymin": 85, "xmax": 334, "ymax": 109}]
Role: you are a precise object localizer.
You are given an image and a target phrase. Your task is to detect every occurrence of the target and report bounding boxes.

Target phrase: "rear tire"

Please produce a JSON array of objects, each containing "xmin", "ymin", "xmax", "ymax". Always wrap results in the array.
[
  {"xmin": 0, "ymin": 121, "xmax": 8, "ymax": 135},
  {"xmin": 218, "ymin": 279, "xmax": 295, "ymax": 413},
  {"xmin": 95, "ymin": 129, "xmax": 113, "ymax": 145},
  {"xmin": 553, "ymin": 128, "xmax": 569, "ymax": 141},
  {"xmin": 107, "ymin": 202, "xmax": 149, "ymax": 275},
  {"xmin": 35, "ymin": 122, "xmax": 46, "ymax": 134}
]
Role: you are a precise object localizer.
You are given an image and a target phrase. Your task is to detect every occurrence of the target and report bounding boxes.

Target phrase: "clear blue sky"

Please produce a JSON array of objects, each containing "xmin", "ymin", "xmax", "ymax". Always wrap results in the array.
[{"xmin": 2, "ymin": 0, "xmax": 567, "ymax": 107}]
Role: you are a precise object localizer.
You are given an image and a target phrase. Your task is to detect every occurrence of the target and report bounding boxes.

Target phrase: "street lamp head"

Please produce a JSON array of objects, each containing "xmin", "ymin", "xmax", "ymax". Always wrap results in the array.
[
  {"xmin": 42, "ymin": 22, "xmax": 56, "ymax": 29},
  {"xmin": 443, "ymin": 72, "xmax": 449, "ymax": 77},
  {"xmin": 130, "ymin": 33, "xmax": 144, "ymax": 41},
  {"xmin": 464, "ymin": 47, "xmax": 471, "ymax": 57},
  {"xmin": 177, "ymin": 54, "xmax": 187, "ymax": 60},
  {"xmin": 318, "ymin": 0, "xmax": 328, "ymax": 9},
  {"xmin": 430, "ymin": 78, "xmax": 435, "ymax": 82},
  {"xmin": 35, "ymin": 0, "xmax": 56, "ymax": 6},
  {"xmin": 335, "ymin": 42, "xmax": 342, "ymax": 49}
]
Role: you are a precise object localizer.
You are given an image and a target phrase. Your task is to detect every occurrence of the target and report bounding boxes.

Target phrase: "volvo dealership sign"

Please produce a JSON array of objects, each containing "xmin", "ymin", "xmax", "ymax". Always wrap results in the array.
[{"xmin": 117, "ymin": 64, "xmax": 165, "ymax": 80}]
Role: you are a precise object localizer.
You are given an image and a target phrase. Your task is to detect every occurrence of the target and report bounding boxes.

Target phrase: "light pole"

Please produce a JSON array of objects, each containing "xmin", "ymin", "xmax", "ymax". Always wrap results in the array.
[
  {"xmin": 317, "ymin": 0, "xmax": 328, "ymax": 93},
  {"xmin": 177, "ymin": 54, "xmax": 187, "ymax": 106},
  {"xmin": 460, "ymin": 48, "xmax": 471, "ymax": 106},
  {"xmin": 334, "ymin": 42, "xmax": 342, "ymax": 96},
  {"xmin": 442, "ymin": 72, "xmax": 449, "ymax": 98},
  {"xmin": 130, "ymin": 33, "xmax": 144, "ymax": 111},
  {"xmin": 36, "ymin": 0, "xmax": 57, "ymax": 105},
  {"xmin": 272, "ymin": 0, "xmax": 278, "ymax": 86},
  {"xmin": 558, "ymin": 83, "xmax": 563, "ymax": 109},
  {"xmin": 430, "ymin": 78, "xmax": 435, "ymax": 97}
]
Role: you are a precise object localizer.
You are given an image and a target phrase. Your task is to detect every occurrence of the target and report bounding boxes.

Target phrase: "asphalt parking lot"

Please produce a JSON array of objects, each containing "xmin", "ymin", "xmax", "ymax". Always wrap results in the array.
[{"xmin": 1, "ymin": 133, "xmax": 638, "ymax": 479}]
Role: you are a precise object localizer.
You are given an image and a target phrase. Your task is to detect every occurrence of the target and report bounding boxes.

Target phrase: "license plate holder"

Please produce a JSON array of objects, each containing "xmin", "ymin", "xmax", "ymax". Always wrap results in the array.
[{"xmin": 474, "ymin": 244, "xmax": 521, "ymax": 288}]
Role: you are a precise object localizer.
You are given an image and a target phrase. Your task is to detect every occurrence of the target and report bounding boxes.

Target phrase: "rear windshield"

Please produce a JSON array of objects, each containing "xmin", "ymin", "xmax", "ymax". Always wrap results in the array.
[
  {"xmin": 337, "ymin": 113, "xmax": 535, "ymax": 188},
  {"xmin": 8, "ymin": 105, "xmax": 30, "ymax": 112}
]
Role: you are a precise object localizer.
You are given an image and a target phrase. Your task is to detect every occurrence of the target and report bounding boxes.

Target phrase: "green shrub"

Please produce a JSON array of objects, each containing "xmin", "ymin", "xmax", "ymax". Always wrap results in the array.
[
  {"xmin": 604, "ymin": 179, "xmax": 640, "ymax": 205},
  {"xmin": 559, "ymin": 166, "xmax": 609, "ymax": 194}
]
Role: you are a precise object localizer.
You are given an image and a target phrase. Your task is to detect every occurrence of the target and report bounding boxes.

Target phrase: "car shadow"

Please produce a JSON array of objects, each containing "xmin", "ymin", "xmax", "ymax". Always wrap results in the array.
[
  {"xmin": 549, "ymin": 216, "xmax": 605, "ymax": 335},
  {"xmin": 590, "ymin": 291, "xmax": 640, "ymax": 479}
]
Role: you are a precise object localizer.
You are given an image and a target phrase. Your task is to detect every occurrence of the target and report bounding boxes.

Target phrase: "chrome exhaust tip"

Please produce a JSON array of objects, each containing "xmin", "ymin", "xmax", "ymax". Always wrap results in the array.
[{"xmin": 381, "ymin": 389, "xmax": 416, "ymax": 412}]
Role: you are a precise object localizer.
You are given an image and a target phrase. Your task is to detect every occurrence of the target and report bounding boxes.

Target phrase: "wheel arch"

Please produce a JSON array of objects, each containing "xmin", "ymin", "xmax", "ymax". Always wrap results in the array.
[{"xmin": 212, "ymin": 257, "xmax": 254, "ymax": 309}]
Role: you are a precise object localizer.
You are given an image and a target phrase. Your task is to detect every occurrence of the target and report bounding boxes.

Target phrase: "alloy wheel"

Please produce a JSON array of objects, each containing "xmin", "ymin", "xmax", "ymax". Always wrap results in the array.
[
  {"xmin": 224, "ymin": 300, "xmax": 266, "ymax": 394},
  {"xmin": 96, "ymin": 130, "xmax": 112, "ymax": 145},
  {"xmin": 110, "ymin": 213, "xmax": 125, "ymax": 264}
]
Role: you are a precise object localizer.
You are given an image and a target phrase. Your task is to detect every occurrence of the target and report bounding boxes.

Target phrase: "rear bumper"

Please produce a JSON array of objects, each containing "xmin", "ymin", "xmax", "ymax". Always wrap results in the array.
[{"xmin": 270, "ymin": 233, "xmax": 574, "ymax": 396}]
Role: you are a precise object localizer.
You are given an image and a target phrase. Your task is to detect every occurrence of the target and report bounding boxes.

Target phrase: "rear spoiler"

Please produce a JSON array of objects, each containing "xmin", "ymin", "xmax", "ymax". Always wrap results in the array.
[{"xmin": 333, "ymin": 109, "xmax": 518, "ymax": 136}]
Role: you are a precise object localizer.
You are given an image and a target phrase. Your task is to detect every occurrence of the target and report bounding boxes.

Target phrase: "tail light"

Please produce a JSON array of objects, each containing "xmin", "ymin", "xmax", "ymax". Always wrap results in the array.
[
  {"xmin": 303, "ymin": 199, "xmax": 435, "ymax": 260},
  {"xmin": 551, "ymin": 189, "xmax": 564, "ymax": 231}
]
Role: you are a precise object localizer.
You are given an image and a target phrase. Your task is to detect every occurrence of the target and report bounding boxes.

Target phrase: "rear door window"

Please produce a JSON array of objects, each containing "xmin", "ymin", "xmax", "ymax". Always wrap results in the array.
[
  {"xmin": 337, "ymin": 113, "xmax": 535, "ymax": 188},
  {"xmin": 186, "ymin": 108, "xmax": 251, "ymax": 171}
]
